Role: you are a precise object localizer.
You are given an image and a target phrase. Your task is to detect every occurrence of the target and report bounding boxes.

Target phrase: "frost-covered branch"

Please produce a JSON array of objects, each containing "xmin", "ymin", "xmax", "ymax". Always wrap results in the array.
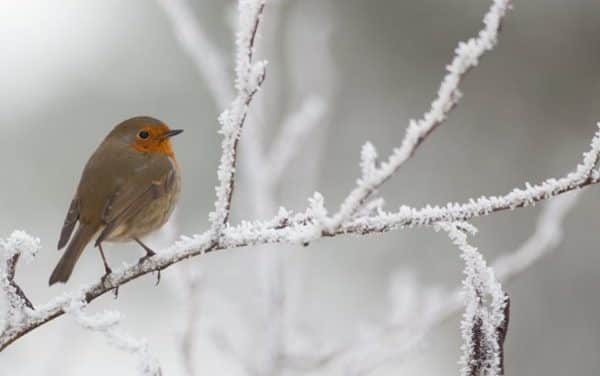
[
  {"xmin": 210, "ymin": 0, "xmax": 267, "ymax": 237},
  {"xmin": 158, "ymin": 0, "xmax": 261, "ymax": 236},
  {"xmin": 335, "ymin": 123, "xmax": 600, "ymax": 235},
  {"xmin": 438, "ymin": 222, "xmax": 508, "ymax": 376},
  {"xmin": 0, "ymin": 231, "xmax": 39, "ymax": 338},
  {"xmin": 66, "ymin": 299, "xmax": 162, "ymax": 376},
  {"xmin": 295, "ymin": 192, "xmax": 580, "ymax": 374},
  {"xmin": 326, "ymin": 0, "xmax": 512, "ymax": 230}
]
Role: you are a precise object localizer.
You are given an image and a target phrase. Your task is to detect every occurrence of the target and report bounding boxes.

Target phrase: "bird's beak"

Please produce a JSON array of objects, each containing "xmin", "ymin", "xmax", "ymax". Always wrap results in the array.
[{"xmin": 161, "ymin": 129, "xmax": 184, "ymax": 140}]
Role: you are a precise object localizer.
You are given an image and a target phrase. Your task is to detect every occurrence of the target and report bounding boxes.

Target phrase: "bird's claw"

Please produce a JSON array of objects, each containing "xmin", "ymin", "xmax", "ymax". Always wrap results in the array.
[
  {"xmin": 137, "ymin": 248, "xmax": 156, "ymax": 265},
  {"xmin": 100, "ymin": 269, "xmax": 119, "ymax": 299},
  {"xmin": 100, "ymin": 268, "xmax": 112, "ymax": 286},
  {"xmin": 154, "ymin": 270, "xmax": 161, "ymax": 286},
  {"xmin": 136, "ymin": 255, "xmax": 160, "ymax": 286}
]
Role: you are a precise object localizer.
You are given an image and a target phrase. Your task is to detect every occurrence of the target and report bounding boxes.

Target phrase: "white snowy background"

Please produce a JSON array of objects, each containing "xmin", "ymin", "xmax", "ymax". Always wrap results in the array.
[{"xmin": 1, "ymin": 0, "xmax": 600, "ymax": 375}]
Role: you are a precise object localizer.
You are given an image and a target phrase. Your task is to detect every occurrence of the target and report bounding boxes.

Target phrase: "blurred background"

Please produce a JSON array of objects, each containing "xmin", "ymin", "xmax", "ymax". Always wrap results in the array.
[{"xmin": 1, "ymin": 0, "xmax": 600, "ymax": 374}]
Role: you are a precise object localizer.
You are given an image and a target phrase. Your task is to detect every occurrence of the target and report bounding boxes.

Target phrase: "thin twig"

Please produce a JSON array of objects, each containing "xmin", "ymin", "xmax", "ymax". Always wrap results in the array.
[
  {"xmin": 265, "ymin": 97, "xmax": 326, "ymax": 184},
  {"xmin": 6, "ymin": 254, "xmax": 33, "ymax": 310},
  {"xmin": 66, "ymin": 299, "xmax": 162, "ymax": 376},
  {"xmin": 326, "ymin": 0, "xmax": 513, "ymax": 230},
  {"xmin": 157, "ymin": 0, "xmax": 233, "ymax": 107},
  {"xmin": 210, "ymin": 0, "xmax": 267, "ymax": 236},
  {"xmin": 497, "ymin": 295, "xmax": 510, "ymax": 375},
  {"xmin": 179, "ymin": 268, "xmax": 202, "ymax": 376}
]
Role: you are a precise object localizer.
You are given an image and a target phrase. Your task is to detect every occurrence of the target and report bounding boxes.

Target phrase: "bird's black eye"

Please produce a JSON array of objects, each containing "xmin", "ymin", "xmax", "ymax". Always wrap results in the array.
[{"xmin": 138, "ymin": 130, "xmax": 150, "ymax": 139}]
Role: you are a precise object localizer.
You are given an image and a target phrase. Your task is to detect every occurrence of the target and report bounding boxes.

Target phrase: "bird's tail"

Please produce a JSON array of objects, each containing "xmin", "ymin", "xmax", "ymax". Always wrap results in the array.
[{"xmin": 49, "ymin": 223, "xmax": 97, "ymax": 285}]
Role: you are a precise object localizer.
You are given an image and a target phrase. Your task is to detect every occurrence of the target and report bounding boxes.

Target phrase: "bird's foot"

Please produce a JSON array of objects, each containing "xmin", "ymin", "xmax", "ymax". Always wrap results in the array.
[
  {"xmin": 136, "ymin": 252, "xmax": 160, "ymax": 286},
  {"xmin": 100, "ymin": 267, "xmax": 112, "ymax": 285},
  {"xmin": 135, "ymin": 238, "xmax": 156, "ymax": 263},
  {"xmin": 137, "ymin": 252, "xmax": 155, "ymax": 265},
  {"xmin": 100, "ymin": 268, "xmax": 119, "ymax": 299}
]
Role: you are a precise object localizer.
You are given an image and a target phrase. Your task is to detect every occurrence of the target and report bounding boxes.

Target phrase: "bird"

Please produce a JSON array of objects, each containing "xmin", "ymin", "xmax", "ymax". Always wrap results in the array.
[{"xmin": 49, "ymin": 116, "xmax": 182, "ymax": 286}]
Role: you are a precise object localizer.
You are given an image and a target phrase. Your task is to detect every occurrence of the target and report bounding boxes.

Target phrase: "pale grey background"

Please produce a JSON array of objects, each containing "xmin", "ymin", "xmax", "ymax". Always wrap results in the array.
[{"xmin": 0, "ymin": 0, "xmax": 599, "ymax": 374}]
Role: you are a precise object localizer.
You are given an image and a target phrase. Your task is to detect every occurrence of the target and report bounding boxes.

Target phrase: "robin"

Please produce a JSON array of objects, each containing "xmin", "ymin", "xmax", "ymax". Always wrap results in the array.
[{"xmin": 49, "ymin": 116, "xmax": 182, "ymax": 286}]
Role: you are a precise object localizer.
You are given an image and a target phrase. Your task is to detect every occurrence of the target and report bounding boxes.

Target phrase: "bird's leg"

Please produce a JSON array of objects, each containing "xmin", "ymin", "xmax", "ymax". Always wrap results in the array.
[
  {"xmin": 134, "ymin": 237, "xmax": 156, "ymax": 259},
  {"xmin": 97, "ymin": 243, "xmax": 118, "ymax": 298},
  {"xmin": 97, "ymin": 242, "xmax": 113, "ymax": 276},
  {"xmin": 134, "ymin": 238, "xmax": 160, "ymax": 285}
]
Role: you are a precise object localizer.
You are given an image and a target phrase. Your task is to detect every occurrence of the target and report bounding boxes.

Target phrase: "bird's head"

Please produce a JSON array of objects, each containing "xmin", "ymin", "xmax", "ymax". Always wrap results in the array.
[{"xmin": 108, "ymin": 116, "xmax": 183, "ymax": 158}]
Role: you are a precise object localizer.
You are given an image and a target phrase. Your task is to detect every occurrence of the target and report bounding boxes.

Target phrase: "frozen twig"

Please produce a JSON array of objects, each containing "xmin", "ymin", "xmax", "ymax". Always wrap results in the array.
[
  {"xmin": 178, "ymin": 267, "xmax": 203, "ymax": 376},
  {"xmin": 312, "ymin": 272, "xmax": 446, "ymax": 376},
  {"xmin": 493, "ymin": 191, "xmax": 580, "ymax": 280},
  {"xmin": 155, "ymin": 212, "xmax": 204, "ymax": 376},
  {"xmin": 438, "ymin": 222, "xmax": 508, "ymax": 376},
  {"xmin": 5, "ymin": 255, "xmax": 32, "ymax": 311},
  {"xmin": 209, "ymin": 0, "xmax": 267, "ymax": 237},
  {"xmin": 326, "ymin": 0, "xmax": 513, "ymax": 230},
  {"xmin": 360, "ymin": 142, "xmax": 378, "ymax": 181},
  {"xmin": 157, "ymin": 0, "xmax": 233, "ymax": 108},
  {"xmin": 66, "ymin": 299, "xmax": 162, "ymax": 376},
  {"xmin": 242, "ymin": 96, "xmax": 327, "ymax": 219},
  {"xmin": 266, "ymin": 97, "xmax": 327, "ymax": 184},
  {"xmin": 0, "ymin": 231, "xmax": 39, "ymax": 334},
  {"xmin": 337, "ymin": 123, "xmax": 600, "ymax": 235}
]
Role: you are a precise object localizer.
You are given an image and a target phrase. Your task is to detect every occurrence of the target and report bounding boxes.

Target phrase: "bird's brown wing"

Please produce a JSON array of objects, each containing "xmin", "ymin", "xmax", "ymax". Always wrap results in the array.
[
  {"xmin": 58, "ymin": 198, "xmax": 80, "ymax": 250},
  {"xmin": 95, "ymin": 167, "xmax": 176, "ymax": 246}
]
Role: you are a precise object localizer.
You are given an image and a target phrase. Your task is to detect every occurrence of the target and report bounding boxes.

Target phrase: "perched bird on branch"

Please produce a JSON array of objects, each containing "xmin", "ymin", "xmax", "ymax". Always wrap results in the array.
[{"xmin": 49, "ymin": 116, "xmax": 182, "ymax": 285}]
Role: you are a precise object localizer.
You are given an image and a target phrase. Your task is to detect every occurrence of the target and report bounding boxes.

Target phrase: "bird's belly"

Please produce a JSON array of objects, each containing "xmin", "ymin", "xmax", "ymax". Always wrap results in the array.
[{"xmin": 106, "ymin": 180, "xmax": 180, "ymax": 242}]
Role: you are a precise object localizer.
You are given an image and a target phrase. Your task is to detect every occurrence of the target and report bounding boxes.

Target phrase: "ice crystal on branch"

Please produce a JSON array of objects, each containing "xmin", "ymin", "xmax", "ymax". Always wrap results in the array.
[
  {"xmin": 1, "ymin": 230, "xmax": 40, "ymax": 265},
  {"xmin": 266, "ymin": 96, "xmax": 327, "ymax": 183}
]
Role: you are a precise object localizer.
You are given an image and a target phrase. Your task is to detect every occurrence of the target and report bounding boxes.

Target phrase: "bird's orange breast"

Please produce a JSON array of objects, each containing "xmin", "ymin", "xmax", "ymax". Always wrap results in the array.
[{"xmin": 131, "ymin": 140, "xmax": 176, "ymax": 159}]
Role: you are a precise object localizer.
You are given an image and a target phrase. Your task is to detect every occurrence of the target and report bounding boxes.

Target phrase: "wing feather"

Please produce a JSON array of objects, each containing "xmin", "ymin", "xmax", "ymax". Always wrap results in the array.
[
  {"xmin": 57, "ymin": 198, "xmax": 80, "ymax": 250},
  {"xmin": 95, "ymin": 167, "xmax": 175, "ymax": 246}
]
